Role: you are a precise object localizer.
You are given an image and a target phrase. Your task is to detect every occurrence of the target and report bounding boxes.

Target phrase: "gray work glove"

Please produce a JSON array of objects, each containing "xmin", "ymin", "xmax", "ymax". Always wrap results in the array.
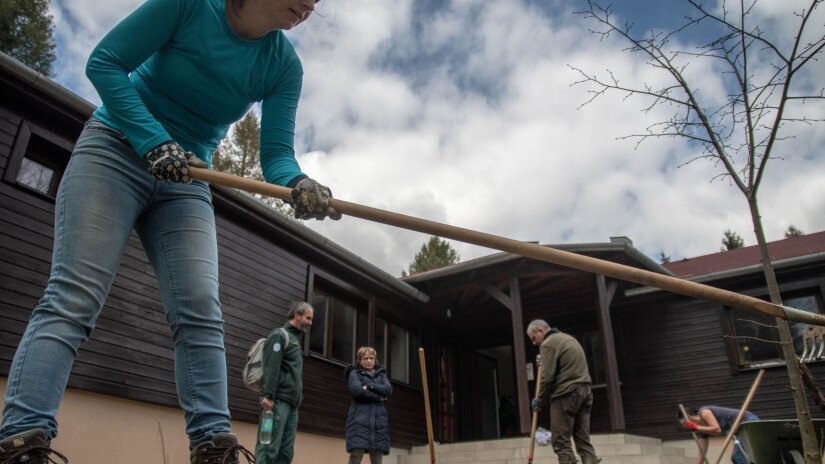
[
  {"xmin": 144, "ymin": 141, "xmax": 207, "ymax": 183},
  {"xmin": 290, "ymin": 178, "xmax": 342, "ymax": 221}
]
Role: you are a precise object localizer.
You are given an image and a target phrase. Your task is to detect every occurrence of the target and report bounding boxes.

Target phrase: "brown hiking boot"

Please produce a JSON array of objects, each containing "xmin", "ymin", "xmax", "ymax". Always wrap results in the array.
[
  {"xmin": 0, "ymin": 429, "xmax": 68, "ymax": 464},
  {"xmin": 189, "ymin": 433, "xmax": 255, "ymax": 464}
]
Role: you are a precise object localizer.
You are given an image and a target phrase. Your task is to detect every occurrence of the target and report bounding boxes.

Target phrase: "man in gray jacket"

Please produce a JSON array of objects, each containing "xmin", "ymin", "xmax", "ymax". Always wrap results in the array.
[{"xmin": 527, "ymin": 319, "xmax": 600, "ymax": 464}]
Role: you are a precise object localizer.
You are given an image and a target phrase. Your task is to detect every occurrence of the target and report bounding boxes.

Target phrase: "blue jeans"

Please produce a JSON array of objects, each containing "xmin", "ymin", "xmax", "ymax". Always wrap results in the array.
[{"xmin": 0, "ymin": 118, "xmax": 230, "ymax": 445}]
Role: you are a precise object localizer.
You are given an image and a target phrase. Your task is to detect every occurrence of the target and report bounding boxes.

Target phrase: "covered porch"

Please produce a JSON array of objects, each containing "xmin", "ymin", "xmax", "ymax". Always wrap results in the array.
[{"xmin": 403, "ymin": 237, "xmax": 668, "ymax": 442}]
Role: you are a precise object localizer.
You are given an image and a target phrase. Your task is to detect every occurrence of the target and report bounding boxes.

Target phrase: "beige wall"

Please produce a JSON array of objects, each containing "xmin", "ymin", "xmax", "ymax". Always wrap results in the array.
[{"xmin": 1, "ymin": 378, "xmax": 407, "ymax": 464}]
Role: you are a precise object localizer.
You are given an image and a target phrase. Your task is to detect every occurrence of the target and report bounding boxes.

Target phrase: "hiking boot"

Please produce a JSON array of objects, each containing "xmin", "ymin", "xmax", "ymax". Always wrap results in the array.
[
  {"xmin": 0, "ymin": 429, "xmax": 68, "ymax": 464},
  {"xmin": 190, "ymin": 433, "xmax": 255, "ymax": 464}
]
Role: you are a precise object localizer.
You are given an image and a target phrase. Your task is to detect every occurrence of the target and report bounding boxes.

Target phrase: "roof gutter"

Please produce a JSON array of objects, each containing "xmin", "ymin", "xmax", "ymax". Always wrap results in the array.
[
  {"xmin": 0, "ymin": 52, "xmax": 428, "ymax": 304},
  {"xmin": 624, "ymin": 252, "xmax": 825, "ymax": 298},
  {"xmin": 0, "ymin": 52, "xmax": 96, "ymax": 116}
]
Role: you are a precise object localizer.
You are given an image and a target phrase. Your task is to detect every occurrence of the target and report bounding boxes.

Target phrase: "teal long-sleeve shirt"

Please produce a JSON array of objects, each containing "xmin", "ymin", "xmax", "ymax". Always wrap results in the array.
[{"xmin": 86, "ymin": 0, "xmax": 305, "ymax": 185}]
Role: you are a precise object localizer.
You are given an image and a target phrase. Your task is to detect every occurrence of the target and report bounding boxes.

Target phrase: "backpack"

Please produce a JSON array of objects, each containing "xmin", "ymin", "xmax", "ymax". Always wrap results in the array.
[{"xmin": 242, "ymin": 328, "xmax": 288, "ymax": 393}]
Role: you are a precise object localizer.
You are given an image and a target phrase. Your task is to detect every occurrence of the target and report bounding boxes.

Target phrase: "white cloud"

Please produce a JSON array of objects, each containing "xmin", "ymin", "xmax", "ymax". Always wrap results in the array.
[{"xmin": 48, "ymin": 0, "xmax": 825, "ymax": 275}]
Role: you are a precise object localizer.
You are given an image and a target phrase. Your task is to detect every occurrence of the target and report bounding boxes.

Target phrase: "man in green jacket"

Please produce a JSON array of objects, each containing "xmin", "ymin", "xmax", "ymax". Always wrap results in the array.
[
  {"xmin": 527, "ymin": 319, "xmax": 600, "ymax": 464},
  {"xmin": 257, "ymin": 301, "xmax": 313, "ymax": 464}
]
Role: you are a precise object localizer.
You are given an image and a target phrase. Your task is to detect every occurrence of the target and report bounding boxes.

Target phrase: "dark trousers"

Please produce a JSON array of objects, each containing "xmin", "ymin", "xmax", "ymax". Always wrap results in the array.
[
  {"xmin": 549, "ymin": 384, "xmax": 598, "ymax": 464},
  {"xmin": 348, "ymin": 449, "xmax": 383, "ymax": 464},
  {"xmin": 256, "ymin": 401, "xmax": 299, "ymax": 464}
]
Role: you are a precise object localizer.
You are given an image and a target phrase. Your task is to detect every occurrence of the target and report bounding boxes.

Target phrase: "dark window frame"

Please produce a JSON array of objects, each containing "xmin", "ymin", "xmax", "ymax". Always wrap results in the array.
[
  {"xmin": 3, "ymin": 120, "xmax": 73, "ymax": 200},
  {"xmin": 305, "ymin": 267, "xmax": 372, "ymax": 366}
]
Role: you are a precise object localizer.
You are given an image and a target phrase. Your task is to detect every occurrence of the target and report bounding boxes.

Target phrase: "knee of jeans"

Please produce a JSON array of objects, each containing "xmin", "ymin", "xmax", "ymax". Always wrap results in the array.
[{"xmin": 170, "ymin": 293, "xmax": 224, "ymax": 332}]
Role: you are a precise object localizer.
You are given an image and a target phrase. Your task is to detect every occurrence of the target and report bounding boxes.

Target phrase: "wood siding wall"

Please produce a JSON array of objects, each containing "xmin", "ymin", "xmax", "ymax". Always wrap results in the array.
[
  {"xmin": 613, "ymin": 265, "xmax": 825, "ymax": 440},
  {"xmin": 0, "ymin": 102, "xmax": 425, "ymax": 446}
]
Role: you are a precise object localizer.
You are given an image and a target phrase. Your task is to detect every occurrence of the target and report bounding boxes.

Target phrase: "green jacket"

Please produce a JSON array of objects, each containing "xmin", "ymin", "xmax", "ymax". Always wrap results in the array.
[
  {"xmin": 536, "ymin": 329, "xmax": 591, "ymax": 407},
  {"xmin": 261, "ymin": 323, "xmax": 304, "ymax": 407}
]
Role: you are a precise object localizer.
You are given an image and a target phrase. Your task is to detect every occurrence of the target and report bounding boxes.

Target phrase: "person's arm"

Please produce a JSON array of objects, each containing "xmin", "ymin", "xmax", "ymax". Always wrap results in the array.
[
  {"xmin": 85, "ymin": 0, "xmax": 184, "ymax": 155},
  {"xmin": 535, "ymin": 343, "xmax": 557, "ymax": 408},
  {"xmin": 348, "ymin": 371, "xmax": 383, "ymax": 401},
  {"xmin": 259, "ymin": 58, "xmax": 304, "ymax": 187},
  {"xmin": 260, "ymin": 330, "xmax": 287, "ymax": 402},
  {"xmin": 696, "ymin": 409, "xmax": 723, "ymax": 436},
  {"xmin": 368, "ymin": 374, "xmax": 393, "ymax": 398}
]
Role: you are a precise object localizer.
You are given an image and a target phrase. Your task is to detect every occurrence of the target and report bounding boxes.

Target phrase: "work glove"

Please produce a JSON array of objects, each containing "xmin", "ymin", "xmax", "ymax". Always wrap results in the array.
[
  {"xmin": 145, "ymin": 141, "xmax": 206, "ymax": 183},
  {"xmin": 290, "ymin": 177, "xmax": 342, "ymax": 221},
  {"xmin": 683, "ymin": 420, "xmax": 699, "ymax": 431},
  {"xmin": 531, "ymin": 398, "xmax": 539, "ymax": 411}
]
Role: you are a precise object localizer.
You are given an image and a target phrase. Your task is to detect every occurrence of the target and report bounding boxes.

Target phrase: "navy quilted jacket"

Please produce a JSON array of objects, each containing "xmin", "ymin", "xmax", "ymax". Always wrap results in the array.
[{"xmin": 345, "ymin": 365, "xmax": 393, "ymax": 453}]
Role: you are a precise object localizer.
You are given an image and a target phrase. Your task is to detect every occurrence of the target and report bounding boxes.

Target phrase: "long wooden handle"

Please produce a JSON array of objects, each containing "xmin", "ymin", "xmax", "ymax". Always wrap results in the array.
[
  {"xmin": 679, "ymin": 404, "xmax": 710, "ymax": 464},
  {"xmin": 189, "ymin": 168, "xmax": 824, "ymax": 325},
  {"xmin": 419, "ymin": 348, "xmax": 436, "ymax": 464},
  {"xmin": 527, "ymin": 361, "xmax": 543, "ymax": 464},
  {"xmin": 714, "ymin": 369, "xmax": 765, "ymax": 464}
]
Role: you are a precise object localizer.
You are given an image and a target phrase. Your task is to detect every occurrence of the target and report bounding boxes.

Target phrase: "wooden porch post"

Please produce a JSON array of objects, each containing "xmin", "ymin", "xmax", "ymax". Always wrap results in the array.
[
  {"xmin": 595, "ymin": 274, "xmax": 625, "ymax": 430},
  {"xmin": 482, "ymin": 276, "xmax": 531, "ymax": 434}
]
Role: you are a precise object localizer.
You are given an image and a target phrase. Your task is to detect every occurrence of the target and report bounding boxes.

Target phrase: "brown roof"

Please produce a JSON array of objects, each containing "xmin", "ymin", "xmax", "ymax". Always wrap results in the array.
[{"xmin": 663, "ymin": 230, "xmax": 825, "ymax": 278}]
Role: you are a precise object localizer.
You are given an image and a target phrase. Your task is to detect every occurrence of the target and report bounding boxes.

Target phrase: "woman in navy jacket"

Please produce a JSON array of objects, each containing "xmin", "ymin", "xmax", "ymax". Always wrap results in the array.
[{"xmin": 345, "ymin": 347, "xmax": 393, "ymax": 464}]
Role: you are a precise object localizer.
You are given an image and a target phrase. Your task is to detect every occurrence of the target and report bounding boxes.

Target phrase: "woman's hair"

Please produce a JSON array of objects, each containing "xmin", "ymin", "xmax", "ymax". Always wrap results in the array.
[{"xmin": 356, "ymin": 346, "xmax": 377, "ymax": 361}]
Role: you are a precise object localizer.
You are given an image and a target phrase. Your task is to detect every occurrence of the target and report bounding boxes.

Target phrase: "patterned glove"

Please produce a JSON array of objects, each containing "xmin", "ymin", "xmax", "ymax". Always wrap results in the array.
[
  {"xmin": 290, "ymin": 178, "xmax": 342, "ymax": 221},
  {"xmin": 144, "ymin": 141, "xmax": 205, "ymax": 183}
]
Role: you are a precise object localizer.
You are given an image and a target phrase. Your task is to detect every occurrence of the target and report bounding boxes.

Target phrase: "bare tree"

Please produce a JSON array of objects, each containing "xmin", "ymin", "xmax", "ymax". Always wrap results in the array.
[{"xmin": 571, "ymin": 1, "xmax": 825, "ymax": 461}]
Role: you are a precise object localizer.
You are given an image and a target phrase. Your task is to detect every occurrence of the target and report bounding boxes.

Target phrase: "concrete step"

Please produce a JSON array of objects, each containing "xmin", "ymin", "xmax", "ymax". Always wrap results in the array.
[{"xmin": 399, "ymin": 434, "xmax": 693, "ymax": 464}]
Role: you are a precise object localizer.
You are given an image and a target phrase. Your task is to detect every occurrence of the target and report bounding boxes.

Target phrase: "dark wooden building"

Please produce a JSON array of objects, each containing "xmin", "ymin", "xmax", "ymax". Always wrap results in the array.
[{"xmin": 2, "ymin": 49, "xmax": 824, "ymax": 453}]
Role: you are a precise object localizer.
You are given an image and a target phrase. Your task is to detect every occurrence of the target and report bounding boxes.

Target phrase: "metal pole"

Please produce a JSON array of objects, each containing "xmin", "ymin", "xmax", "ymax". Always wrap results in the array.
[{"xmin": 189, "ymin": 168, "xmax": 825, "ymax": 325}]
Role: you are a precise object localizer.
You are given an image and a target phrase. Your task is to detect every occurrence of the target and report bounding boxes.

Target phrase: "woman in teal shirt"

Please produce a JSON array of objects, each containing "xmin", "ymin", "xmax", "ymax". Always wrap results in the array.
[{"xmin": 0, "ymin": 0, "xmax": 337, "ymax": 462}]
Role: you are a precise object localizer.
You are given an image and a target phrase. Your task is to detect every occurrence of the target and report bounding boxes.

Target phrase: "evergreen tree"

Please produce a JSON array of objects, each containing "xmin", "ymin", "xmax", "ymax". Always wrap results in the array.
[
  {"xmin": 0, "ymin": 0, "xmax": 56, "ymax": 76},
  {"xmin": 657, "ymin": 251, "xmax": 671, "ymax": 264},
  {"xmin": 402, "ymin": 236, "xmax": 459, "ymax": 277},
  {"xmin": 213, "ymin": 111, "xmax": 293, "ymax": 216},
  {"xmin": 785, "ymin": 225, "xmax": 805, "ymax": 238},
  {"xmin": 721, "ymin": 229, "xmax": 744, "ymax": 251}
]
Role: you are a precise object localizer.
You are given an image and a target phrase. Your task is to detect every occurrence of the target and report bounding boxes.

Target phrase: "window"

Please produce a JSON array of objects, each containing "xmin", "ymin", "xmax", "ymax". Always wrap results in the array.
[
  {"xmin": 308, "ymin": 288, "xmax": 367, "ymax": 364},
  {"xmin": 374, "ymin": 317, "xmax": 421, "ymax": 387},
  {"xmin": 4, "ymin": 122, "xmax": 72, "ymax": 200},
  {"xmin": 729, "ymin": 290, "xmax": 824, "ymax": 366}
]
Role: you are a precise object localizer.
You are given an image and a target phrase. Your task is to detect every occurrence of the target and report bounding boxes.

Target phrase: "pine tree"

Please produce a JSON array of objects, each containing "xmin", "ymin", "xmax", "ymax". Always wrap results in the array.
[
  {"xmin": 402, "ymin": 236, "xmax": 459, "ymax": 277},
  {"xmin": 658, "ymin": 251, "xmax": 671, "ymax": 264},
  {"xmin": 785, "ymin": 225, "xmax": 805, "ymax": 238},
  {"xmin": 721, "ymin": 229, "xmax": 744, "ymax": 251},
  {"xmin": 0, "ymin": 0, "xmax": 56, "ymax": 76},
  {"xmin": 213, "ymin": 111, "xmax": 293, "ymax": 216}
]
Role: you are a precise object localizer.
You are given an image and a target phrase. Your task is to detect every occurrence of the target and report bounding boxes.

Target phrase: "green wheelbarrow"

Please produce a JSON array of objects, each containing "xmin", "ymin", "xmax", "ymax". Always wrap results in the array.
[{"xmin": 736, "ymin": 419, "xmax": 825, "ymax": 464}]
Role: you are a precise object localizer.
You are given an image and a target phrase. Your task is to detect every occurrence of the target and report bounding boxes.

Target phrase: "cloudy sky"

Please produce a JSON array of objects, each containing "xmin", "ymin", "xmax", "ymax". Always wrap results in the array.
[{"xmin": 48, "ymin": 0, "xmax": 825, "ymax": 276}]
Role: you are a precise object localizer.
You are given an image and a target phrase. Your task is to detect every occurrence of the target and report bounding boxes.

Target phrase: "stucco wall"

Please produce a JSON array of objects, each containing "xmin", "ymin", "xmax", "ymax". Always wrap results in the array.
[{"xmin": 1, "ymin": 377, "xmax": 408, "ymax": 463}]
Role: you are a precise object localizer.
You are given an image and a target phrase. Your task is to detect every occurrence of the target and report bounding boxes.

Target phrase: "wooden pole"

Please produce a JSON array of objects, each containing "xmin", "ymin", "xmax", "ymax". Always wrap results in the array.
[
  {"xmin": 678, "ymin": 404, "xmax": 710, "ymax": 464},
  {"xmin": 418, "ymin": 348, "xmax": 436, "ymax": 464},
  {"xmin": 189, "ymin": 168, "xmax": 825, "ymax": 325},
  {"xmin": 714, "ymin": 369, "xmax": 765, "ymax": 464},
  {"xmin": 528, "ymin": 357, "xmax": 542, "ymax": 464}
]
